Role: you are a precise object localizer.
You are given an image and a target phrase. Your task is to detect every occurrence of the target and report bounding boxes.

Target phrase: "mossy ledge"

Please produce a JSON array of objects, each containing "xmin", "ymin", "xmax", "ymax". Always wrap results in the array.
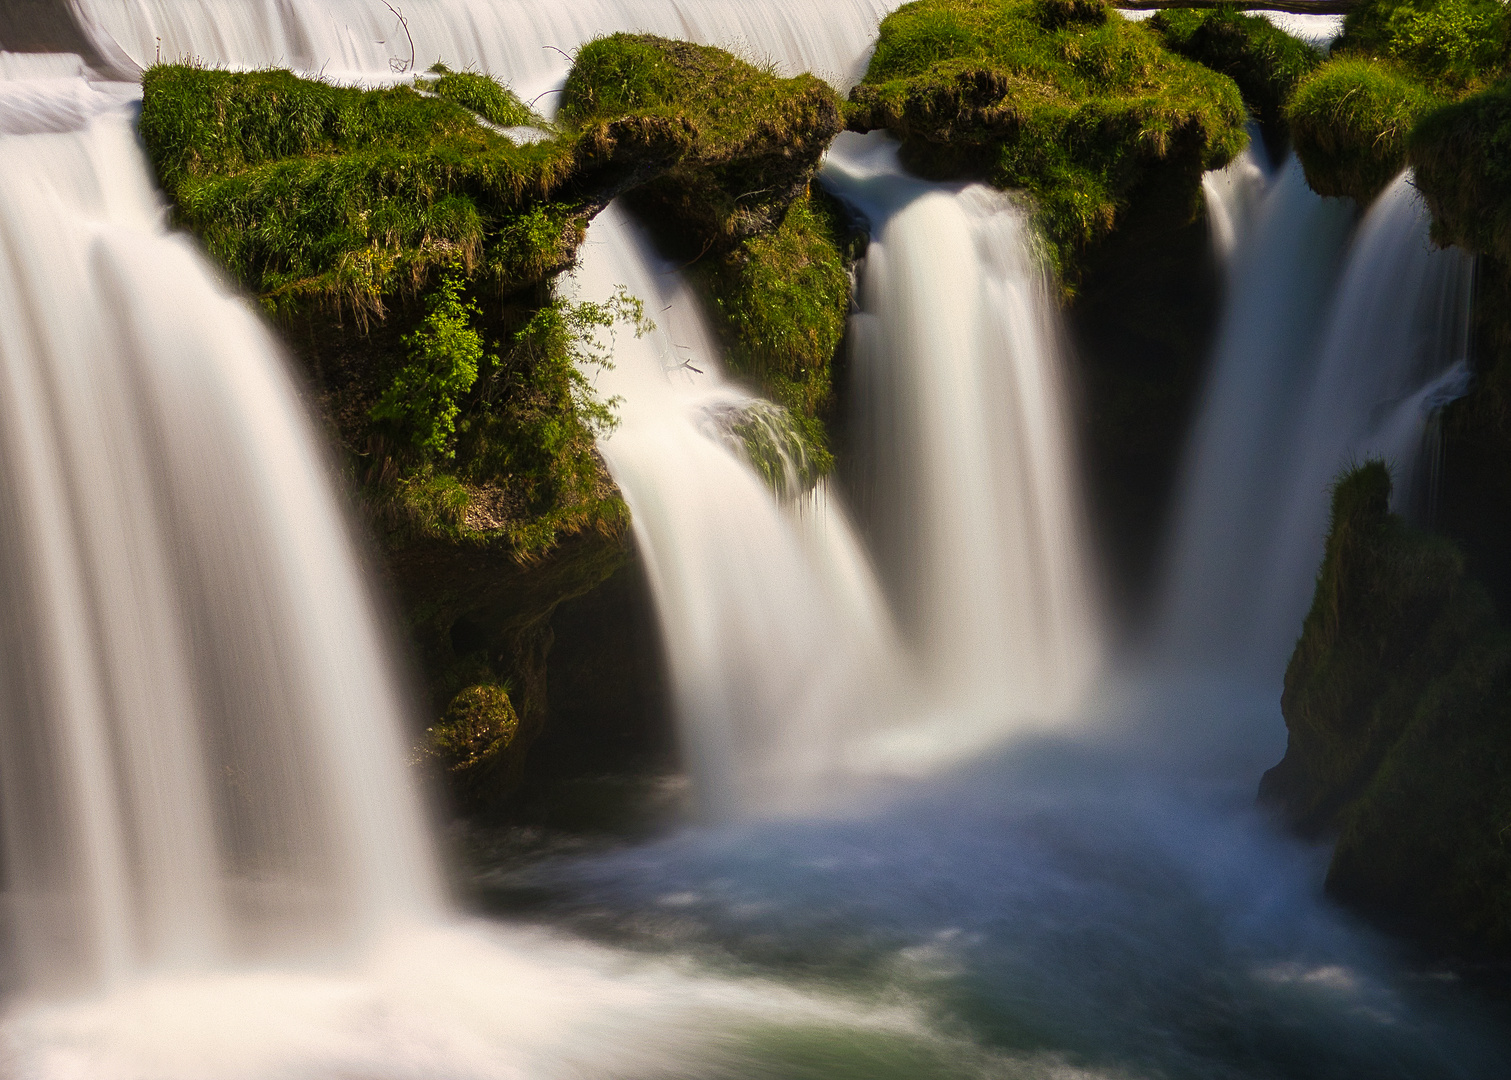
[
  {"xmin": 1287, "ymin": 0, "xmax": 1510, "ymax": 204},
  {"xmin": 1150, "ymin": 6, "xmax": 1320, "ymax": 142},
  {"xmin": 140, "ymin": 64, "xmax": 693, "ymax": 319},
  {"xmin": 845, "ymin": 0, "xmax": 1248, "ymax": 282},
  {"xmin": 141, "ymin": 53, "xmax": 851, "ymax": 806},
  {"xmin": 1261, "ymin": 462, "xmax": 1511, "ymax": 954},
  {"xmin": 560, "ymin": 34, "xmax": 851, "ymax": 470}
]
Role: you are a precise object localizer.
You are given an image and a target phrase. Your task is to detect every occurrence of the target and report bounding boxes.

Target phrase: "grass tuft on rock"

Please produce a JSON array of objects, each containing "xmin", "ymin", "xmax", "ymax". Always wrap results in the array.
[
  {"xmin": 845, "ymin": 0, "xmax": 1248, "ymax": 281},
  {"xmin": 560, "ymin": 34, "xmax": 843, "ymax": 254},
  {"xmin": 1151, "ymin": 7, "xmax": 1320, "ymax": 134},
  {"xmin": 429, "ymin": 67, "xmax": 540, "ymax": 127},
  {"xmin": 140, "ymin": 63, "xmax": 689, "ymax": 320},
  {"xmin": 1287, "ymin": 57, "xmax": 1444, "ymax": 203}
]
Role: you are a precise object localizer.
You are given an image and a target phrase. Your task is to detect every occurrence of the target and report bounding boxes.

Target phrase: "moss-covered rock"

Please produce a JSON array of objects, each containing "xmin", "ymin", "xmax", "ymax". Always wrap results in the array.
[
  {"xmin": 1151, "ymin": 7, "xmax": 1320, "ymax": 137},
  {"xmin": 560, "ymin": 34, "xmax": 853, "ymax": 470},
  {"xmin": 1409, "ymin": 79, "xmax": 1511, "ymax": 263},
  {"xmin": 422, "ymin": 684, "xmax": 521, "ymax": 811},
  {"xmin": 694, "ymin": 191, "xmax": 852, "ymax": 473},
  {"xmin": 560, "ymin": 34, "xmax": 844, "ymax": 255},
  {"xmin": 1287, "ymin": 57, "xmax": 1443, "ymax": 203},
  {"xmin": 845, "ymin": 0, "xmax": 1248, "ymax": 279},
  {"xmin": 1261, "ymin": 462, "xmax": 1511, "ymax": 953},
  {"xmin": 1285, "ymin": 0, "xmax": 1511, "ymax": 205},
  {"xmin": 140, "ymin": 64, "xmax": 691, "ymax": 319}
]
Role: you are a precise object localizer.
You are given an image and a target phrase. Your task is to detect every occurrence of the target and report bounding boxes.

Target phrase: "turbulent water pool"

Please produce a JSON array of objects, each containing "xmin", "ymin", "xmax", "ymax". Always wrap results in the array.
[{"xmin": 469, "ymin": 678, "xmax": 1511, "ymax": 1079}]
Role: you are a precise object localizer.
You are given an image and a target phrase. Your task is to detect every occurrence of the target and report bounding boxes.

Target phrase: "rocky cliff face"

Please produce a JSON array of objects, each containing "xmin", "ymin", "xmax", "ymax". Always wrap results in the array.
[{"xmin": 1263, "ymin": 463, "xmax": 1511, "ymax": 953}]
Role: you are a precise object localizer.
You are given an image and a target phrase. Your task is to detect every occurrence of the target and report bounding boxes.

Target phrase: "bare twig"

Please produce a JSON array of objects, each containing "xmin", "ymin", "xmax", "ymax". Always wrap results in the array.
[{"xmin": 381, "ymin": 1, "xmax": 415, "ymax": 73}]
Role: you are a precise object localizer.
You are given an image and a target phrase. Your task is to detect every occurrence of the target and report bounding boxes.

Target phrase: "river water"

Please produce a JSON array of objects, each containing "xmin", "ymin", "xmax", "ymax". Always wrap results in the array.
[{"xmin": 0, "ymin": 2, "xmax": 1506, "ymax": 1077}]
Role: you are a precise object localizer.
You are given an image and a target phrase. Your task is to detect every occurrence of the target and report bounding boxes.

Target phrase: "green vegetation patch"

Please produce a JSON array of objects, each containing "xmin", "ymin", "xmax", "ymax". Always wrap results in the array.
[
  {"xmin": 1286, "ymin": 0, "xmax": 1511, "ymax": 206},
  {"xmin": 140, "ymin": 64, "xmax": 690, "ymax": 318},
  {"xmin": 695, "ymin": 192, "xmax": 850, "ymax": 476},
  {"xmin": 364, "ymin": 287, "xmax": 639, "ymax": 557},
  {"xmin": 1261, "ymin": 462, "xmax": 1511, "ymax": 952},
  {"xmin": 1410, "ymin": 80, "xmax": 1511, "ymax": 263},
  {"xmin": 1151, "ymin": 7, "xmax": 1320, "ymax": 133},
  {"xmin": 560, "ymin": 33, "xmax": 844, "ymax": 254},
  {"xmin": 1287, "ymin": 58, "xmax": 1443, "ymax": 203},
  {"xmin": 1339, "ymin": 0, "xmax": 1511, "ymax": 92},
  {"xmin": 429, "ymin": 65, "xmax": 539, "ymax": 127},
  {"xmin": 846, "ymin": 0, "xmax": 1248, "ymax": 279}
]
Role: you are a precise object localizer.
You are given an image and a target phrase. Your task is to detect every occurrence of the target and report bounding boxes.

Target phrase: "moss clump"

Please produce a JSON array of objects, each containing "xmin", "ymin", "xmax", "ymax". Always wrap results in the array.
[
  {"xmin": 1409, "ymin": 80, "xmax": 1511, "ymax": 263},
  {"xmin": 422, "ymin": 684, "xmax": 521, "ymax": 810},
  {"xmin": 695, "ymin": 192, "xmax": 850, "ymax": 471},
  {"xmin": 560, "ymin": 33, "xmax": 844, "ymax": 254},
  {"xmin": 1338, "ymin": 0, "xmax": 1511, "ymax": 92},
  {"xmin": 1285, "ymin": 0, "xmax": 1511, "ymax": 206},
  {"xmin": 560, "ymin": 35, "xmax": 852, "ymax": 472},
  {"xmin": 1151, "ymin": 7, "xmax": 1320, "ymax": 134},
  {"xmin": 140, "ymin": 64, "xmax": 690, "ymax": 319},
  {"xmin": 429, "ymin": 67, "xmax": 538, "ymax": 127},
  {"xmin": 845, "ymin": 0, "xmax": 1248, "ymax": 279},
  {"xmin": 1261, "ymin": 462, "xmax": 1511, "ymax": 952},
  {"xmin": 1287, "ymin": 58, "xmax": 1444, "ymax": 203}
]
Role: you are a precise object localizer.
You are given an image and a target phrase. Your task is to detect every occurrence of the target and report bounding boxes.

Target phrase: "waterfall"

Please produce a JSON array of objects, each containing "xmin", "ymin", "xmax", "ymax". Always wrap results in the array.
[
  {"xmin": 0, "ymin": 57, "xmax": 439, "ymax": 994},
  {"xmin": 71, "ymin": 0, "xmax": 903, "ymax": 98},
  {"xmin": 823, "ymin": 132, "xmax": 1102, "ymax": 757},
  {"xmin": 1161, "ymin": 165, "xmax": 1475, "ymax": 675},
  {"xmin": 567, "ymin": 204, "xmax": 900, "ymax": 818}
]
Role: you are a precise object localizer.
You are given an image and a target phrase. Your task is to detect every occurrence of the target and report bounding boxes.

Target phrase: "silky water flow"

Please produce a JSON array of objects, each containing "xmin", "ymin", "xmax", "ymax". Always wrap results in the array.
[{"xmin": 0, "ymin": 3, "xmax": 1508, "ymax": 1076}]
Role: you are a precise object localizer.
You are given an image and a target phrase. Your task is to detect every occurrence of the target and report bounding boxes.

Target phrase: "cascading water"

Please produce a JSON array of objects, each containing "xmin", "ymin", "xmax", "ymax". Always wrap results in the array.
[
  {"xmin": 1162, "ymin": 162, "xmax": 1474, "ymax": 675},
  {"xmin": 0, "ymin": 59, "xmax": 439, "ymax": 994},
  {"xmin": 3, "ymin": 4, "xmax": 1510, "ymax": 1076},
  {"xmin": 566, "ymin": 203, "xmax": 901, "ymax": 817},
  {"xmin": 70, "ymin": 0, "xmax": 903, "ymax": 97},
  {"xmin": 823, "ymin": 132, "xmax": 1102, "ymax": 757},
  {"xmin": 0, "ymin": 53, "xmax": 938, "ymax": 1080},
  {"xmin": 1158, "ymin": 157, "xmax": 1356, "ymax": 672}
]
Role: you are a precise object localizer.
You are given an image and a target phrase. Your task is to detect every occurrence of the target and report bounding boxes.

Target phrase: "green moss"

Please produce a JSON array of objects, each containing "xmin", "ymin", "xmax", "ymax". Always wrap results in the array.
[
  {"xmin": 1151, "ymin": 7, "xmax": 1320, "ymax": 133},
  {"xmin": 1409, "ymin": 79, "xmax": 1511, "ymax": 263},
  {"xmin": 421, "ymin": 684, "xmax": 521, "ymax": 811},
  {"xmin": 1286, "ymin": 57, "xmax": 1444, "ymax": 203},
  {"xmin": 1284, "ymin": 0, "xmax": 1511, "ymax": 207},
  {"xmin": 1262, "ymin": 461, "xmax": 1511, "ymax": 952},
  {"xmin": 560, "ymin": 33, "xmax": 844, "ymax": 253},
  {"xmin": 846, "ymin": 0, "xmax": 1248, "ymax": 280},
  {"xmin": 370, "ymin": 269, "xmax": 486, "ymax": 459},
  {"xmin": 430, "ymin": 67, "xmax": 539, "ymax": 127},
  {"xmin": 1338, "ymin": 0, "xmax": 1511, "ymax": 92},
  {"xmin": 139, "ymin": 64, "xmax": 689, "ymax": 318},
  {"xmin": 694, "ymin": 192, "xmax": 849, "ymax": 470}
]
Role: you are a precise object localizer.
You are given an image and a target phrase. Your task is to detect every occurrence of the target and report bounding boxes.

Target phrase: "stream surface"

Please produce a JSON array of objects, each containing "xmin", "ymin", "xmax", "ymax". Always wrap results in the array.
[{"xmin": 469, "ymin": 675, "xmax": 1511, "ymax": 1079}]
